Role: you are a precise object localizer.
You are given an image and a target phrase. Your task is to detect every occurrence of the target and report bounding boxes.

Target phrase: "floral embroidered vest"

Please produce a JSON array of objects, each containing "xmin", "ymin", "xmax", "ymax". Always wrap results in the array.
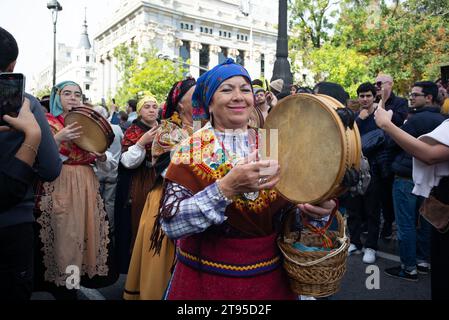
[{"xmin": 165, "ymin": 124, "xmax": 291, "ymax": 237}]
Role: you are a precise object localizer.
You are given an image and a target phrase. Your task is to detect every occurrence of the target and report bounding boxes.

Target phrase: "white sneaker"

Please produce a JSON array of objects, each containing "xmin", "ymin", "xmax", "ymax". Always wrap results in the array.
[
  {"xmin": 348, "ymin": 243, "xmax": 362, "ymax": 255},
  {"xmin": 362, "ymin": 248, "xmax": 376, "ymax": 264}
]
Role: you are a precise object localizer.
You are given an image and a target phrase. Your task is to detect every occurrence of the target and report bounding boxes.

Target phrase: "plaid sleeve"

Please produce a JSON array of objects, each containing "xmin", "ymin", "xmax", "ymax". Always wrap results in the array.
[{"xmin": 160, "ymin": 181, "xmax": 231, "ymax": 239}]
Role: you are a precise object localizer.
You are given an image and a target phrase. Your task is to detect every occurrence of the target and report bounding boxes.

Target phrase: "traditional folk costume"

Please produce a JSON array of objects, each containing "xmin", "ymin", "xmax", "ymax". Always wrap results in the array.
[
  {"xmin": 37, "ymin": 81, "xmax": 109, "ymax": 288},
  {"xmin": 124, "ymin": 79, "xmax": 196, "ymax": 300},
  {"xmin": 159, "ymin": 60, "xmax": 297, "ymax": 300},
  {"xmin": 114, "ymin": 97, "xmax": 158, "ymax": 273}
]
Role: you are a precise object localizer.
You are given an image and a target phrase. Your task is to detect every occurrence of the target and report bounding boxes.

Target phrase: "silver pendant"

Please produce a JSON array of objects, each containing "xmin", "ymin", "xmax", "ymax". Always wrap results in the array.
[{"xmin": 243, "ymin": 191, "xmax": 259, "ymax": 201}]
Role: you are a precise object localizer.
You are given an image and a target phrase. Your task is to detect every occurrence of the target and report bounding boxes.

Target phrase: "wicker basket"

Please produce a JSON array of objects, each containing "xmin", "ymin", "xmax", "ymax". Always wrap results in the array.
[{"xmin": 278, "ymin": 210, "xmax": 349, "ymax": 298}]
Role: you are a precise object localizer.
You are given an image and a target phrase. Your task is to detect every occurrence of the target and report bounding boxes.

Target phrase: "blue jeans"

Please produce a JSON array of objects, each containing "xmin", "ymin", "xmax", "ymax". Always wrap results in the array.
[{"xmin": 393, "ymin": 177, "xmax": 431, "ymax": 271}]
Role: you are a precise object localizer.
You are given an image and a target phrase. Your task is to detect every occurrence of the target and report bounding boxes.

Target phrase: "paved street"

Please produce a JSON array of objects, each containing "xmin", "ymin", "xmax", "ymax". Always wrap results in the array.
[{"xmin": 31, "ymin": 236, "xmax": 431, "ymax": 301}]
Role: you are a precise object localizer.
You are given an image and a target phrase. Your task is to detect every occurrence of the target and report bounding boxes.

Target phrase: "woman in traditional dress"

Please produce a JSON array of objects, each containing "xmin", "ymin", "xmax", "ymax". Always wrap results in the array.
[
  {"xmin": 114, "ymin": 95, "xmax": 159, "ymax": 273},
  {"xmin": 124, "ymin": 78, "xmax": 196, "ymax": 300},
  {"xmin": 37, "ymin": 81, "xmax": 110, "ymax": 299},
  {"xmin": 158, "ymin": 59, "xmax": 337, "ymax": 300}
]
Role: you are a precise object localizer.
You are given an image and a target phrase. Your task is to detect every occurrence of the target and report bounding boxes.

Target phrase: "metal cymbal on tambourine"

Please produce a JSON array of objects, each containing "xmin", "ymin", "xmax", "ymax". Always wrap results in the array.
[{"xmin": 262, "ymin": 94, "xmax": 361, "ymax": 204}]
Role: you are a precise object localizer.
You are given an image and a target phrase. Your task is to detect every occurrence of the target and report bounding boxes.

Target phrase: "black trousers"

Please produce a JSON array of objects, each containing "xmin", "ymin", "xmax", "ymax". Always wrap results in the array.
[
  {"xmin": 0, "ymin": 223, "xmax": 34, "ymax": 300},
  {"xmin": 346, "ymin": 179, "xmax": 382, "ymax": 250},
  {"xmin": 431, "ymin": 228, "xmax": 449, "ymax": 300}
]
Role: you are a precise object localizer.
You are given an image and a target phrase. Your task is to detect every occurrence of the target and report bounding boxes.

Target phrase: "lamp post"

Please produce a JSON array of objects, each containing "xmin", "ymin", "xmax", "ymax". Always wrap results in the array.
[
  {"xmin": 47, "ymin": 0, "xmax": 63, "ymax": 87},
  {"xmin": 239, "ymin": 1, "xmax": 253, "ymax": 74},
  {"xmin": 271, "ymin": 0, "xmax": 293, "ymax": 91}
]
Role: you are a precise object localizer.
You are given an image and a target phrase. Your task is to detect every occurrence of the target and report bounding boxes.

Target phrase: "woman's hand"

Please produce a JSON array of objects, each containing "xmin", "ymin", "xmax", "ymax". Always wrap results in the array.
[
  {"xmin": 54, "ymin": 122, "xmax": 83, "ymax": 143},
  {"xmin": 217, "ymin": 152, "xmax": 280, "ymax": 198},
  {"xmin": 298, "ymin": 199, "xmax": 336, "ymax": 220},
  {"xmin": 92, "ymin": 152, "xmax": 107, "ymax": 162},
  {"xmin": 137, "ymin": 125, "xmax": 159, "ymax": 147}
]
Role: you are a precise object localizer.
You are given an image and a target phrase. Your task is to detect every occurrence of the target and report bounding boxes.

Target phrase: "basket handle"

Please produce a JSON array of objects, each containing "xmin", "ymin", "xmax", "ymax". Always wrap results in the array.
[
  {"xmin": 278, "ymin": 210, "xmax": 349, "ymax": 267},
  {"xmin": 301, "ymin": 199, "xmax": 342, "ymax": 248},
  {"xmin": 281, "ymin": 204, "xmax": 301, "ymax": 243},
  {"xmin": 279, "ymin": 231, "xmax": 348, "ymax": 267}
]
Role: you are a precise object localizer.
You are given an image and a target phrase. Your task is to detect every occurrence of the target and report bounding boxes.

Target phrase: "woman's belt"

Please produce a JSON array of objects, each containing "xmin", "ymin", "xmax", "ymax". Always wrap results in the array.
[{"xmin": 176, "ymin": 247, "xmax": 281, "ymax": 278}]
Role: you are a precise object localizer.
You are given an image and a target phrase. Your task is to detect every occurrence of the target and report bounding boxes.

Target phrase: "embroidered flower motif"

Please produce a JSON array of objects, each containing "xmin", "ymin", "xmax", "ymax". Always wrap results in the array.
[{"xmin": 186, "ymin": 126, "xmax": 278, "ymax": 213}]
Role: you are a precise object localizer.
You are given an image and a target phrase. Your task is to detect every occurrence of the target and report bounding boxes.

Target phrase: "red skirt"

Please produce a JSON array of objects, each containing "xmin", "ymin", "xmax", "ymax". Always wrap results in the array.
[{"xmin": 166, "ymin": 233, "xmax": 296, "ymax": 300}]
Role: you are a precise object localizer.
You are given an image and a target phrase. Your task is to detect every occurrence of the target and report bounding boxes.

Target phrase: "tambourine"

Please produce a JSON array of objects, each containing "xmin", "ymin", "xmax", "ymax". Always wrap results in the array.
[
  {"xmin": 65, "ymin": 106, "xmax": 114, "ymax": 153},
  {"xmin": 262, "ymin": 94, "xmax": 361, "ymax": 204}
]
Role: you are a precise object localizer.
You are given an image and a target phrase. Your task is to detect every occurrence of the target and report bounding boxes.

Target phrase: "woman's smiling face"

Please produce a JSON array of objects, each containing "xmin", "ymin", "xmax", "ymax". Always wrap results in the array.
[{"xmin": 208, "ymin": 76, "xmax": 254, "ymax": 131}]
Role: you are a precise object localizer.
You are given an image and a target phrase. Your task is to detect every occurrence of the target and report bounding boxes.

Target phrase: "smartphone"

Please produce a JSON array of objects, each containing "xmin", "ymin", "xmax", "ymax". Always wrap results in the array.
[{"xmin": 0, "ymin": 73, "xmax": 25, "ymax": 126}]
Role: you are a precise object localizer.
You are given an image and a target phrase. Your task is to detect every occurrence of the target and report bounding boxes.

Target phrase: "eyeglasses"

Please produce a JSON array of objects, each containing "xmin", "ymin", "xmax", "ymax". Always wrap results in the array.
[
  {"xmin": 409, "ymin": 93, "xmax": 426, "ymax": 98},
  {"xmin": 60, "ymin": 90, "xmax": 82, "ymax": 99},
  {"xmin": 375, "ymin": 81, "xmax": 391, "ymax": 87}
]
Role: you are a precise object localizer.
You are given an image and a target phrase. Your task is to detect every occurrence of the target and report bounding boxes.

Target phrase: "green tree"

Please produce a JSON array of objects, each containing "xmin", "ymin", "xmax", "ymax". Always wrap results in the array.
[
  {"xmin": 309, "ymin": 44, "xmax": 372, "ymax": 97},
  {"xmin": 34, "ymin": 86, "xmax": 52, "ymax": 99},
  {"xmin": 113, "ymin": 44, "xmax": 188, "ymax": 106},
  {"xmin": 332, "ymin": 0, "xmax": 449, "ymax": 94},
  {"xmin": 289, "ymin": 0, "xmax": 339, "ymax": 49},
  {"xmin": 289, "ymin": 0, "xmax": 340, "ymax": 81}
]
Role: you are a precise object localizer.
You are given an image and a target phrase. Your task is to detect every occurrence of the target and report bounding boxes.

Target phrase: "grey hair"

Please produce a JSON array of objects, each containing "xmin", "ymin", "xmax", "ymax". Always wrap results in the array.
[{"xmin": 93, "ymin": 105, "xmax": 109, "ymax": 119}]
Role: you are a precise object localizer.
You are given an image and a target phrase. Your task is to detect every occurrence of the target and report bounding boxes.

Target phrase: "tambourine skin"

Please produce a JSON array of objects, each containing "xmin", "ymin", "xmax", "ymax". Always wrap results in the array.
[
  {"xmin": 65, "ymin": 106, "xmax": 114, "ymax": 153},
  {"xmin": 262, "ymin": 94, "xmax": 361, "ymax": 204}
]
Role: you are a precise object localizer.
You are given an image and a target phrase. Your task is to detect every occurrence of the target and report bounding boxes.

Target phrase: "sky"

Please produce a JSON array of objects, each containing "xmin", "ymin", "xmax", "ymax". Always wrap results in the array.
[{"xmin": 0, "ymin": 0, "xmax": 121, "ymax": 90}]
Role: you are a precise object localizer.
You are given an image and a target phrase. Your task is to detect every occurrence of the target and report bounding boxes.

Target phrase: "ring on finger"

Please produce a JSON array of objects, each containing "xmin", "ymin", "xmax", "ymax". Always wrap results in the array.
[{"xmin": 258, "ymin": 177, "xmax": 268, "ymax": 185}]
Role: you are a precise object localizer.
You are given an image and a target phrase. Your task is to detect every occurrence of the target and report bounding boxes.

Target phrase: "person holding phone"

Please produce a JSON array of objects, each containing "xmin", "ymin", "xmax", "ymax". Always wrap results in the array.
[
  {"xmin": 0, "ymin": 27, "xmax": 62, "ymax": 300},
  {"xmin": 0, "ymin": 98, "xmax": 41, "ymax": 212},
  {"xmin": 34, "ymin": 80, "xmax": 110, "ymax": 299}
]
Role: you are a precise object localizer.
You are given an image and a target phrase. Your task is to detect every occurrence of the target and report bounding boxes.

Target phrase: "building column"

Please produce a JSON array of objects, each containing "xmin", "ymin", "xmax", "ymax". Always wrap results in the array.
[
  {"xmin": 265, "ymin": 51, "xmax": 276, "ymax": 83},
  {"xmin": 228, "ymin": 48, "xmax": 239, "ymax": 62},
  {"xmin": 209, "ymin": 45, "xmax": 221, "ymax": 69},
  {"xmin": 162, "ymin": 27, "xmax": 176, "ymax": 56},
  {"xmin": 111, "ymin": 55, "xmax": 118, "ymax": 98},
  {"xmin": 244, "ymin": 50, "xmax": 253, "ymax": 75},
  {"xmin": 99, "ymin": 56, "xmax": 105, "ymax": 100},
  {"xmin": 190, "ymin": 41, "xmax": 202, "ymax": 79},
  {"xmin": 106, "ymin": 52, "xmax": 112, "ymax": 99},
  {"xmin": 251, "ymin": 50, "xmax": 262, "ymax": 80}
]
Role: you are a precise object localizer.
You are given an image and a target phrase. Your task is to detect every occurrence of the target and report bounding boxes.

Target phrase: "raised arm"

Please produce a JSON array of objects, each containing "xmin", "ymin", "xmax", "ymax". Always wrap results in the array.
[{"xmin": 375, "ymin": 107, "xmax": 449, "ymax": 165}]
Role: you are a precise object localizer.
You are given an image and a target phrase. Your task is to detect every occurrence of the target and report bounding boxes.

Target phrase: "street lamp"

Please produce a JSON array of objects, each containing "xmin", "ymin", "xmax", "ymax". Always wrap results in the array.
[
  {"xmin": 47, "ymin": 0, "xmax": 63, "ymax": 87},
  {"xmin": 271, "ymin": 0, "xmax": 293, "ymax": 92},
  {"xmin": 239, "ymin": 1, "xmax": 253, "ymax": 73}
]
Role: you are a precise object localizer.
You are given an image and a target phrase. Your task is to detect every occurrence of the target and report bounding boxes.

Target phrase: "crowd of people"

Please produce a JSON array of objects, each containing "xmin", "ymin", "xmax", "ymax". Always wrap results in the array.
[{"xmin": 1, "ymin": 25, "xmax": 449, "ymax": 301}]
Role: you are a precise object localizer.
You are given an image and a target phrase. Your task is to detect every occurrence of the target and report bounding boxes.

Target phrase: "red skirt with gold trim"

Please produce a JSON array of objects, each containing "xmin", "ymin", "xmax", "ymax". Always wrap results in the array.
[{"xmin": 166, "ymin": 233, "xmax": 296, "ymax": 300}]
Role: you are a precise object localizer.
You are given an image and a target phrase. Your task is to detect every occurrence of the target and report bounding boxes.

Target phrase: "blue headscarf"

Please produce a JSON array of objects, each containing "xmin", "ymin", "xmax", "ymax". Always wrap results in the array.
[
  {"xmin": 192, "ymin": 58, "xmax": 252, "ymax": 120},
  {"xmin": 50, "ymin": 80, "xmax": 82, "ymax": 117}
]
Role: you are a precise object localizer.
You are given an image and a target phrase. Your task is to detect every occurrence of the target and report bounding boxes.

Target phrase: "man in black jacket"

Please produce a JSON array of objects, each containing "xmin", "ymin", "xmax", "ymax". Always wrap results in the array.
[
  {"xmin": 385, "ymin": 81, "xmax": 446, "ymax": 281},
  {"xmin": 347, "ymin": 83, "xmax": 386, "ymax": 264},
  {"xmin": 0, "ymin": 27, "xmax": 62, "ymax": 300},
  {"xmin": 375, "ymin": 74, "xmax": 409, "ymax": 239}
]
